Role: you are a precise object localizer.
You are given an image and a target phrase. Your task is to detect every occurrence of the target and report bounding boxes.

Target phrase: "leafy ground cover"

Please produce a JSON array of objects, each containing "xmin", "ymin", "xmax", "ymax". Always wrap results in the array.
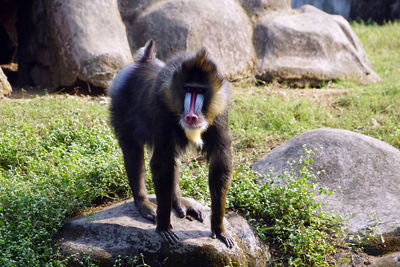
[{"xmin": 0, "ymin": 21, "xmax": 399, "ymax": 266}]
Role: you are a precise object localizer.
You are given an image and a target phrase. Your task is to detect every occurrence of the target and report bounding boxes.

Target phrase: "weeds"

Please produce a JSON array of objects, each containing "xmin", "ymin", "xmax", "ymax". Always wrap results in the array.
[{"xmin": 228, "ymin": 149, "xmax": 342, "ymax": 266}]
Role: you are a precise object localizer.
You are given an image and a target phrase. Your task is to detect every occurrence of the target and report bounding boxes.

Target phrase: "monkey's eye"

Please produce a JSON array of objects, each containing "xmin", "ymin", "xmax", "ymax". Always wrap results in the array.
[
  {"xmin": 184, "ymin": 86, "xmax": 195, "ymax": 93},
  {"xmin": 184, "ymin": 83, "xmax": 208, "ymax": 94},
  {"xmin": 196, "ymin": 87, "xmax": 206, "ymax": 94}
]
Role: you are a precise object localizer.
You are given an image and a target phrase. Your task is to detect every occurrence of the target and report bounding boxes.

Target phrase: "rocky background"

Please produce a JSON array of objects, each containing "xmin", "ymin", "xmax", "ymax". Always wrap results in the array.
[
  {"xmin": 0, "ymin": 0, "xmax": 393, "ymax": 94},
  {"xmin": 1, "ymin": 1, "xmax": 400, "ymax": 265}
]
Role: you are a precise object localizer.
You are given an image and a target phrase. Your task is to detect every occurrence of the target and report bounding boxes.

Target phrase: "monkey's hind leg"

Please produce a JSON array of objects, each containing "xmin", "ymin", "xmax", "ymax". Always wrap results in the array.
[
  {"xmin": 121, "ymin": 141, "xmax": 156, "ymax": 222},
  {"xmin": 173, "ymin": 185, "xmax": 204, "ymax": 222}
]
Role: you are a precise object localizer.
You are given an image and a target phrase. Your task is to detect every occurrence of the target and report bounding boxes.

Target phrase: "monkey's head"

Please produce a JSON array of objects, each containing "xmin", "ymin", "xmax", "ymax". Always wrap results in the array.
[{"xmin": 161, "ymin": 48, "xmax": 230, "ymax": 148}]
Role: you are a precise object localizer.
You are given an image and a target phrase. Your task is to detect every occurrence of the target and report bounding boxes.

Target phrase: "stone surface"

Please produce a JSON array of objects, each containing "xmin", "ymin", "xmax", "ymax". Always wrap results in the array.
[
  {"xmin": 2, "ymin": 0, "xmax": 383, "ymax": 89},
  {"xmin": 126, "ymin": 0, "xmax": 255, "ymax": 79},
  {"xmin": 57, "ymin": 196, "xmax": 269, "ymax": 266},
  {"xmin": 370, "ymin": 252, "xmax": 400, "ymax": 266},
  {"xmin": 44, "ymin": 0, "xmax": 133, "ymax": 88},
  {"xmin": 0, "ymin": 67, "xmax": 12, "ymax": 98},
  {"xmin": 253, "ymin": 128, "xmax": 400, "ymax": 235},
  {"xmin": 21, "ymin": 0, "xmax": 133, "ymax": 89},
  {"xmin": 239, "ymin": 0, "xmax": 291, "ymax": 19},
  {"xmin": 253, "ymin": 5, "xmax": 381, "ymax": 86}
]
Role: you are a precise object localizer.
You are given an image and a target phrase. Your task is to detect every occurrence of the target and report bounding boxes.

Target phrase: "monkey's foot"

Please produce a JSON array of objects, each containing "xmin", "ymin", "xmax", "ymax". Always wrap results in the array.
[
  {"xmin": 212, "ymin": 232, "xmax": 235, "ymax": 249},
  {"xmin": 135, "ymin": 199, "xmax": 157, "ymax": 222},
  {"xmin": 173, "ymin": 197, "xmax": 204, "ymax": 222},
  {"xmin": 157, "ymin": 228, "xmax": 179, "ymax": 244}
]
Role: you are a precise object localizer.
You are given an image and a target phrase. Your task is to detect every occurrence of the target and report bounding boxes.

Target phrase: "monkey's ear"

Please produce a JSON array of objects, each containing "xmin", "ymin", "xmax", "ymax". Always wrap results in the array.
[
  {"xmin": 143, "ymin": 40, "xmax": 155, "ymax": 60},
  {"xmin": 195, "ymin": 48, "xmax": 208, "ymax": 64},
  {"xmin": 135, "ymin": 39, "xmax": 156, "ymax": 63}
]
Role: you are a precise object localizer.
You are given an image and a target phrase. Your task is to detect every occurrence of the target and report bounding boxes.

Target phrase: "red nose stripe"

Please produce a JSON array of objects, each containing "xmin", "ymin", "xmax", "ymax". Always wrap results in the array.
[{"xmin": 188, "ymin": 92, "xmax": 197, "ymax": 116}]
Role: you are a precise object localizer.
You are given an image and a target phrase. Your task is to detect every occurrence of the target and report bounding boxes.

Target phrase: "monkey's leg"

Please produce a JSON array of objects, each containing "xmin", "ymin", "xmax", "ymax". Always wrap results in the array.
[
  {"xmin": 205, "ymin": 124, "xmax": 235, "ymax": 248},
  {"xmin": 208, "ymin": 155, "xmax": 235, "ymax": 248},
  {"xmin": 150, "ymin": 150, "xmax": 179, "ymax": 243},
  {"xmin": 120, "ymin": 141, "xmax": 156, "ymax": 222},
  {"xmin": 173, "ymin": 184, "xmax": 204, "ymax": 222}
]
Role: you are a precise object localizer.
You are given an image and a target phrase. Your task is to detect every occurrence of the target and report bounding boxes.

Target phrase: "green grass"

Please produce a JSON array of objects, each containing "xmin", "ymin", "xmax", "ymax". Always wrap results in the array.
[
  {"xmin": 1, "ymin": 21, "xmax": 400, "ymax": 266},
  {"xmin": 0, "ymin": 97, "xmax": 129, "ymax": 265},
  {"xmin": 231, "ymin": 21, "xmax": 400, "ymax": 164}
]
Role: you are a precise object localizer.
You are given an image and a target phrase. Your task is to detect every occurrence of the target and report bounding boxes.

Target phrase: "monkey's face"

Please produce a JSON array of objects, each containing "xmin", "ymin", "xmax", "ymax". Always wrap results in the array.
[
  {"xmin": 179, "ymin": 83, "xmax": 209, "ymax": 147},
  {"xmin": 162, "ymin": 49, "xmax": 228, "ymax": 147},
  {"xmin": 182, "ymin": 83, "xmax": 207, "ymax": 128}
]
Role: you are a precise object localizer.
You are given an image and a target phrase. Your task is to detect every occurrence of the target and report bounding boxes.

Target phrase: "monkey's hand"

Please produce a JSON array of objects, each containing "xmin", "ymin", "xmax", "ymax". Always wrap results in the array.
[
  {"xmin": 173, "ymin": 197, "xmax": 204, "ymax": 222},
  {"xmin": 157, "ymin": 228, "xmax": 179, "ymax": 244},
  {"xmin": 135, "ymin": 199, "xmax": 157, "ymax": 222},
  {"xmin": 212, "ymin": 232, "xmax": 235, "ymax": 249}
]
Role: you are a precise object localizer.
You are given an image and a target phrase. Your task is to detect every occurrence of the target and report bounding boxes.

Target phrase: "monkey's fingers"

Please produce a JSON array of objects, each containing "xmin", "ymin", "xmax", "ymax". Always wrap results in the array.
[
  {"xmin": 175, "ymin": 198, "xmax": 204, "ymax": 222},
  {"xmin": 186, "ymin": 207, "xmax": 204, "ymax": 222},
  {"xmin": 158, "ymin": 229, "xmax": 179, "ymax": 244},
  {"xmin": 136, "ymin": 200, "xmax": 157, "ymax": 222},
  {"xmin": 212, "ymin": 232, "xmax": 235, "ymax": 249}
]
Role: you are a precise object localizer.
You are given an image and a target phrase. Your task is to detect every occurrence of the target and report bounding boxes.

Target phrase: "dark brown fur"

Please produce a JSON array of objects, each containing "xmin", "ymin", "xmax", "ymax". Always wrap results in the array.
[{"xmin": 109, "ymin": 40, "xmax": 234, "ymax": 247}]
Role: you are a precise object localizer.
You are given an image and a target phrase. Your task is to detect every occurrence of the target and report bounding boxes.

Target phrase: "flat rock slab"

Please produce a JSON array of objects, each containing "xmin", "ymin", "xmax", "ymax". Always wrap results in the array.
[
  {"xmin": 253, "ymin": 128, "xmax": 400, "ymax": 235},
  {"xmin": 57, "ymin": 197, "xmax": 268, "ymax": 266}
]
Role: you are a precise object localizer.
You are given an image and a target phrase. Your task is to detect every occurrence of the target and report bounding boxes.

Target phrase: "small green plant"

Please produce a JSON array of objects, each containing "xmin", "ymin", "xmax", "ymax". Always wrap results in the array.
[
  {"xmin": 113, "ymin": 254, "xmax": 150, "ymax": 267},
  {"xmin": 227, "ymin": 149, "xmax": 342, "ymax": 266}
]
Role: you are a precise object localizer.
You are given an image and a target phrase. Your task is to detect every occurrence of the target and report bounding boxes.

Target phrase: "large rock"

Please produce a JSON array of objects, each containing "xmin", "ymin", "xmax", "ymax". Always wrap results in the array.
[
  {"xmin": 125, "ymin": 0, "xmax": 255, "ymax": 78},
  {"xmin": 5, "ymin": 0, "xmax": 382, "ymax": 89},
  {"xmin": 0, "ymin": 67, "xmax": 12, "ymax": 98},
  {"xmin": 45, "ymin": 0, "xmax": 133, "ymax": 88},
  {"xmin": 253, "ymin": 128, "xmax": 400, "ymax": 235},
  {"xmin": 253, "ymin": 5, "xmax": 381, "ymax": 86},
  {"xmin": 57, "ymin": 197, "xmax": 269, "ymax": 266},
  {"xmin": 22, "ymin": 0, "xmax": 133, "ymax": 89}
]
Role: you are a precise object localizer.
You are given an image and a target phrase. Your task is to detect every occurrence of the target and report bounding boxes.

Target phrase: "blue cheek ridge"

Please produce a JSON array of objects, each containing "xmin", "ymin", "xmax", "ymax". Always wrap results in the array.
[
  {"xmin": 184, "ymin": 93, "xmax": 191, "ymax": 114},
  {"xmin": 195, "ymin": 94, "xmax": 204, "ymax": 114}
]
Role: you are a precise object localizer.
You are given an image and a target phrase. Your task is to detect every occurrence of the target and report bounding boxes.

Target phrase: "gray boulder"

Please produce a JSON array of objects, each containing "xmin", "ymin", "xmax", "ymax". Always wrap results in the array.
[
  {"xmin": 253, "ymin": 5, "xmax": 381, "ymax": 86},
  {"xmin": 126, "ymin": 0, "xmax": 255, "ymax": 79},
  {"xmin": 239, "ymin": 0, "xmax": 291, "ymax": 19},
  {"xmin": 253, "ymin": 128, "xmax": 400, "ymax": 235},
  {"xmin": 58, "ymin": 197, "xmax": 269, "ymax": 266},
  {"xmin": 29, "ymin": 0, "xmax": 133, "ymax": 89},
  {"xmin": 0, "ymin": 67, "xmax": 12, "ymax": 98}
]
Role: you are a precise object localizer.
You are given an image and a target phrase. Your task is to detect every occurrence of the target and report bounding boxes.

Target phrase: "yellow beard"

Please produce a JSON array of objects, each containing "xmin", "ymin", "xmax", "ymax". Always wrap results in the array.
[{"xmin": 184, "ymin": 128, "xmax": 204, "ymax": 148}]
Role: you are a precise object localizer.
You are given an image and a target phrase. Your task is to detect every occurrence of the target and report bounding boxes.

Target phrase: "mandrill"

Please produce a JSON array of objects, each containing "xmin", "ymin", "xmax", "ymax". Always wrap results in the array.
[{"xmin": 108, "ymin": 40, "xmax": 234, "ymax": 248}]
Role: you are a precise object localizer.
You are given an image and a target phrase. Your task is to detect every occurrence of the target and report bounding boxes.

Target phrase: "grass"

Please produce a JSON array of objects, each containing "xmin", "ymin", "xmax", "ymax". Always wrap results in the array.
[
  {"xmin": 0, "ymin": 21, "xmax": 400, "ymax": 265},
  {"xmin": 227, "ymin": 150, "xmax": 341, "ymax": 266}
]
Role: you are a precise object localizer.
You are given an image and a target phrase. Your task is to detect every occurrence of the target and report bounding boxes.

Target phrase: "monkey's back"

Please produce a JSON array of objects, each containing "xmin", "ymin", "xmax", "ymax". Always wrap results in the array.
[{"xmin": 109, "ymin": 62, "xmax": 162, "ymax": 146}]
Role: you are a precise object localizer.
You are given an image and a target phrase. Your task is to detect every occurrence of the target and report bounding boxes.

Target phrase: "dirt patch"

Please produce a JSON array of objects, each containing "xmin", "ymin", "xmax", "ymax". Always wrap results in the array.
[
  {"xmin": 233, "ymin": 82, "xmax": 351, "ymax": 107},
  {"xmin": 273, "ymin": 88, "xmax": 351, "ymax": 106}
]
